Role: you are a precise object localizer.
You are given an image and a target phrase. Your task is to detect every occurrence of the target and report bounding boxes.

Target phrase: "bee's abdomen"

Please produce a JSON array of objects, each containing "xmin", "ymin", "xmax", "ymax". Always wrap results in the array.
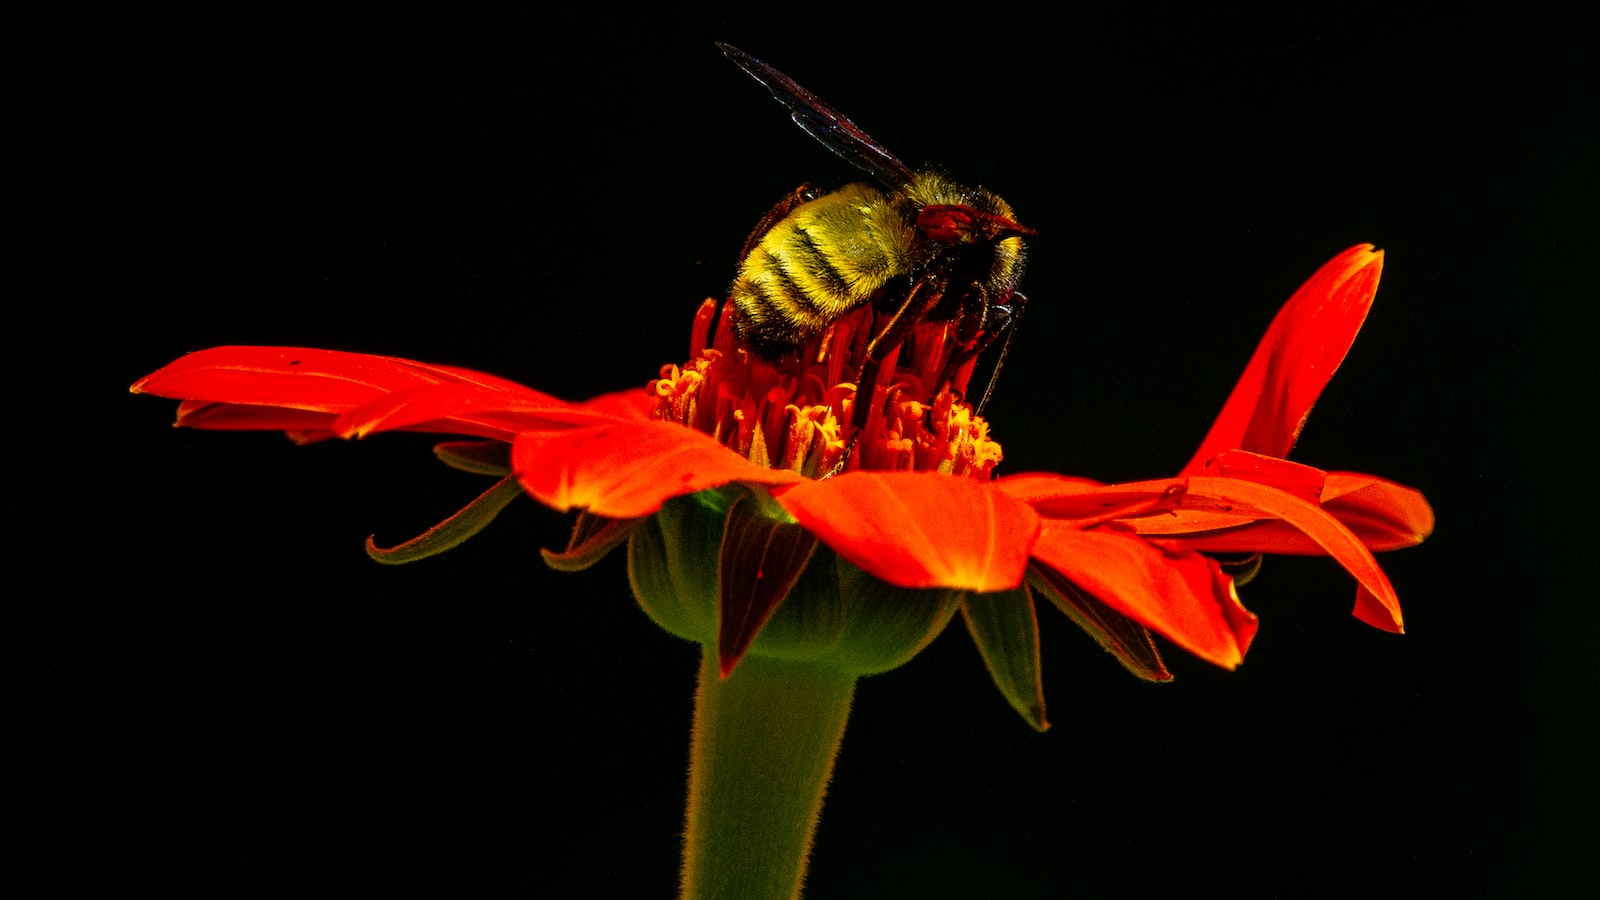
[{"xmin": 731, "ymin": 184, "xmax": 914, "ymax": 354}]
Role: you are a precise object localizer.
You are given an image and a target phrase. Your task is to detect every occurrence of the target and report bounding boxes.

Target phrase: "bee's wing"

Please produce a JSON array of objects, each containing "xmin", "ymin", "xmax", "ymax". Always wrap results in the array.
[{"xmin": 718, "ymin": 42, "xmax": 917, "ymax": 188}]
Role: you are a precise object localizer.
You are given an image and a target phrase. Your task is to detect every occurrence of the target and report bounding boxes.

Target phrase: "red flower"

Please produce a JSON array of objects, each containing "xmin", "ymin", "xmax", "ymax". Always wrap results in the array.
[
  {"xmin": 132, "ymin": 244, "xmax": 1431, "ymax": 721},
  {"xmin": 775, "ymin": 246, "xmax": 1430, "ymax": 673}
]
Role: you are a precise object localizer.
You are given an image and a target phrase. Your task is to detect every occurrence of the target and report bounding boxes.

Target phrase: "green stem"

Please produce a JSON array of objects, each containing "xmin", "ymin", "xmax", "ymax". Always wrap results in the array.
[{"xmin": 680, "ymin": 649, "xmax": 857, "ymax": 900}]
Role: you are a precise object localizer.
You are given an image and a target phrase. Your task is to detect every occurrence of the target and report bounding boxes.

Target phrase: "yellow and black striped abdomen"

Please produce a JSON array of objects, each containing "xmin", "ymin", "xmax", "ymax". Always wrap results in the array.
[{"xmin": 731, "ymin": 182, "xmax": 918, "ymax": 355}]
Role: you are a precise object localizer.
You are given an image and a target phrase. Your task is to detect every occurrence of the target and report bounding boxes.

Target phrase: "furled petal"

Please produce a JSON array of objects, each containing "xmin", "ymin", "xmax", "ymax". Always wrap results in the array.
[
  {"xmin": 1184, "ymin": 245, "xmax": 1383, "ymax": 470},
  {"xmin": 134, "ymin": 346, "xmax": 534, "ymax": 410},
  {"xmin": 512, "ymin": 420, "xmax": 802, "ymax": 520},
  {"xmin": 1321, "ymin": 471, "xmax": 1435, "ymax": 550},
  {"xmin": 134, "ymin": 346, "xmax": 634, "ymax": 441},
  {"xmin": 995, "ymin": 472, "xmax": 1177, "ymax": 524},
  {"xmin": 999, "ymin": 473, "xmax": 1271, "ymax": 534},
  {"xmin": 172, "ymin": 400, "xmax": 341, "ymax": 442},
  {"xmin": 1167, "ymin": 471, "xmax": 1434, "ymax": 556},
  {"xmin": 1007, "ymin": 462, "xmax": 1407, "ymax": 633},
  {"xmin": 1169, "ymin": 475, "xmax": 1404, "ymax": 633},
  {"xmin": 1199, "ymin": 449, "xmax": 1328, "ymax": 499},
  {"xmin": 1028, "ymin": 521, "xmax": 1257, "ymax": 669},
  {"xmin": 773, "ymin": 472, "xmax": 1039, "ymax": 593}
]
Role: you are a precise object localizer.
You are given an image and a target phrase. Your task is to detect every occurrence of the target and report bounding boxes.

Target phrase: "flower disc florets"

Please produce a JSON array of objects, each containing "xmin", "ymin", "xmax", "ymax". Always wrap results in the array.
[{"xmin": 650, "ymin": 299, "xmax": 1002, "ymax": 479}]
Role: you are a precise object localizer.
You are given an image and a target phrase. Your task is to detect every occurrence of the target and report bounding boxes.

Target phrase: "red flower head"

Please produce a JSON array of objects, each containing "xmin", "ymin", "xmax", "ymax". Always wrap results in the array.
[{"xmin": 133, "ymin": 244, "xmax": 1431, "ymax": 729}]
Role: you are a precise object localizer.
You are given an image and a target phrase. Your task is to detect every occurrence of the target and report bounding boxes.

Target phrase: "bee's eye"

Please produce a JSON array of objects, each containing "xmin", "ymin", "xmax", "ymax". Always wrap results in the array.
[
  {"xmin": 918, "ymin": 206, "xmax": 1035, "ymax": 245},
  {"xmin": 916, "ymin": 205, "xmax": 980, "ymax": 244}
]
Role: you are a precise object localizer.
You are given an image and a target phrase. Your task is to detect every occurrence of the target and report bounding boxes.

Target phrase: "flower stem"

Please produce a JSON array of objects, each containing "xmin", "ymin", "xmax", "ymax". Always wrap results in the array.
[{"xmin": 680, "ymin": 649, "xmax": 857, "ymax": 900}]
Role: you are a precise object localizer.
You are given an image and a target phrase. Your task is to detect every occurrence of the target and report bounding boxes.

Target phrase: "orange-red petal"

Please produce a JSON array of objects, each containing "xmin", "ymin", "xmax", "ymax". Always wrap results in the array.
[
  {"xmin": 1167, "ymin": 471, "xmax": 1433, "ymax": 556},
  {"xmin": 1028, "ymin": 521, "xmax": 1257, "ymax": 669},
  {"xmin": 575, "ymin": 388, "xmax": 659, "ymax": 421},
  {"xmin": 1175, "ymin": 475, "xmax": 1404, "ymax": 633},
  {"xmin": 172, "ymin": 400, "xmax": 340, "ymax": 440},
  {"xmin": 995, "ymin": 472, "xmax": 1179, "ymax": 524},
  {"xmin": 133, "ymin": 346, "xmax": 531, "ymax": 410},
  {"xmin": 999, "ymin": 473, "xmax": 1274, "ymax": 536},
  {"xmin": 1321, "ymin": 471, "xmax": 1435, "ymax": 551},
  {"xmin": 134, "ymin": 346, "xmax": 639, "ymax": 441},
  {"xmin": 327, "ymin": 384, "xmax": 624, "ymax": 439},
  {"xmin": 1200, "ymin": 449, "xmax": 1328, "ymax": 500},
  {"xmin": 1184, "ymin": 245, "xmax": 1383, "ymax": 470},
  {"xmin": 512, "ymin": 420, "xmax": 802, "ymax": 519},
  {"xmin": 1007, "ymin": 462, "xmax": 1409, "ymax": 634},
  {"xmin": 773, "ymin": 472, "xmax": 1039, "ymax": 593}
]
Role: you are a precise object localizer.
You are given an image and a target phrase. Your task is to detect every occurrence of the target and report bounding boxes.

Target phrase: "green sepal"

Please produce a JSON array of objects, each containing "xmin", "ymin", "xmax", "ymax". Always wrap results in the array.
[
  {"xmin": 739, "ymin": 548, "xmax": 960, "ymax": 675},
  {"xmin": 827, "ymin": 560, "xmax": 961, "ymax": 676},
  {"xmin": 717, "ymin": 491, "xmax": 819, "ymax": 677},
  {"xmin": 627, "ymin": 486, "xmax": 961, "ymax": 678},
  {"xmin": 741, "ymin": 539, "xmax": 848, "ymax": 664},
  {"xmin": 432, "ymin": 440, "xmax": 511, "ymax": 475},
  {"xmin": 628, "ymin": 490, "xmax": 730, "ymax": 645},
  {"xmin": 1217, "ymin": 552, "xmax": 1264, "ymax": 587},
  {"xmin": 365, "ymin": 474, "xmax": 523, "ymax": 564},
  {"xmin": 1029, "ymin": 563, "xmax": 1173, "ymax": 683},
  {"xmin": 960, "ymin": 586, "xmax": 1050, "ymax": 731},
  {"xmin": 542, "ymin": 511, "xmax": 642, "ymax": 572}
]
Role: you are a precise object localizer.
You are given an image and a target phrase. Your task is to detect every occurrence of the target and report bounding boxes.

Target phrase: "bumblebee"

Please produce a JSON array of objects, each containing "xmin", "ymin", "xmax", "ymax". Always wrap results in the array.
[{"xmin": 719, "ymin": 42, "xmax": 1034, "ymax": 420}]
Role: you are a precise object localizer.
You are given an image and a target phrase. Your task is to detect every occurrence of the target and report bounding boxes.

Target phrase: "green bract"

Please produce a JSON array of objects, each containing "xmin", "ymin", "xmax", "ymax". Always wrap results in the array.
[{"xmin": 627, "ymin": 488, "xmax": 961, "ymax": 677}]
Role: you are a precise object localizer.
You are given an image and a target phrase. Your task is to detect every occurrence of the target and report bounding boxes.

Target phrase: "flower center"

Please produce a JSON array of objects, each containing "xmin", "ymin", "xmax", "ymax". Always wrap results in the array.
[{"xmin": 649, "ymin": 299, "xmax": 1002, "ymax": 479}]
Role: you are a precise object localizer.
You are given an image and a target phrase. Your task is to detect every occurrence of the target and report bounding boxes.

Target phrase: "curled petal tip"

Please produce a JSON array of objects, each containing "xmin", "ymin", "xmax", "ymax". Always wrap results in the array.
[
  {"xmin": 1322, "ymin": 472, "xmax": 1435, "ymax": 551},
  {"xmin": 1353, "ymin": 585, "xmax": 1405, "ymax": 634}
]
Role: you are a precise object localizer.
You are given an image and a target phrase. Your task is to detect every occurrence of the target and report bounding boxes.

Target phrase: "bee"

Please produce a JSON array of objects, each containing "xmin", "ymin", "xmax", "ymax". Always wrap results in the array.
[{"xmin": 719, "ymin": 42, "xmax": 1035, "ymax": 440}]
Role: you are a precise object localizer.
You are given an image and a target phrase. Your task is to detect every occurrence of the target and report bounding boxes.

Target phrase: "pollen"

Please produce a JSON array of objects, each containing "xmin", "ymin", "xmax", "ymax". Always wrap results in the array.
[{"xmin": 649, "ymin": 298, "xmax": 1002, "ymax": 480}]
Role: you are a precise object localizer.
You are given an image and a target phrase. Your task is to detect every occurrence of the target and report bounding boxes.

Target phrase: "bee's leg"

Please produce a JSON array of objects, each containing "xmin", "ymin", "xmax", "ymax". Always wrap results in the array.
[
  {"xmin": 824, "ymin": 277, "xmax": 947, "ymax": 478},
  {"xmin": 932, "ymin": 292, "xmax": 997, "ymax": 394},
  {"xmin": 933, "ymin": 291, "xmax": 1029, "ymax": 415},
  {"xmin": 737, "ymin": 184, "xmax": 819, "ymax": 264},
  {"xmin": 974, "ymin": 291, "xmax": 1027, "ymax": 415}
]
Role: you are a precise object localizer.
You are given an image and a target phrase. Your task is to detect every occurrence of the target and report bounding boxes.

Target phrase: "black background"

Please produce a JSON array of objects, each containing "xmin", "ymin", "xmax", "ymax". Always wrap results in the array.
[{"xmin": 39, "ymin": 4, "xmax": 1593, "ymax": 895}]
